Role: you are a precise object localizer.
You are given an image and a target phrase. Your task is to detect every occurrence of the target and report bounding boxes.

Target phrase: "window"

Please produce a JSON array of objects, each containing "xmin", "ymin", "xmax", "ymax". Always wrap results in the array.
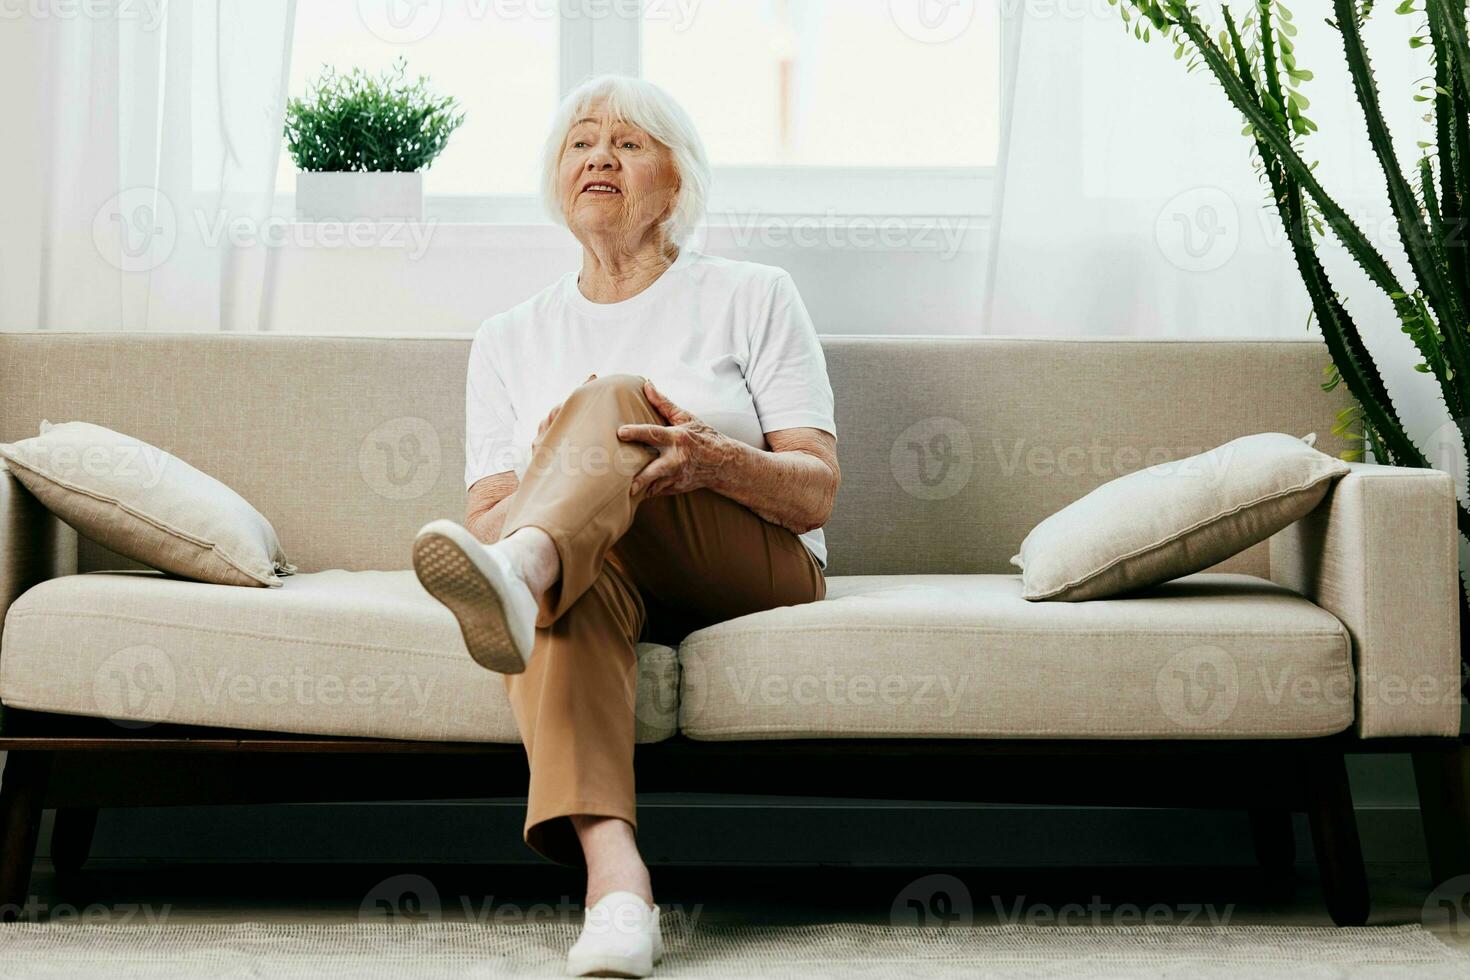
[
  {"xmin": 278, "ymin": 1, "xmax": 1001, "ymax": 222},
  {"xmin": 277, "ymin": 4, "xmax": 558, "ymax": 197},
  {"xmin": 643, "ymin": 0, "xmax": 998, "ymax": 169}
]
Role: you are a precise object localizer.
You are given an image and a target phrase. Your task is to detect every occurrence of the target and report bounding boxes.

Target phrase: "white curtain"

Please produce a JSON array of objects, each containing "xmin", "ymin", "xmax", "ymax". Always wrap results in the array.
[
  {"xmin": 986, "ymin": 0, "xmax": 1466, "ymax": 499},
  {"xmin": 0, "ymin": 1, "xmax": 295, "ymax": 332}
]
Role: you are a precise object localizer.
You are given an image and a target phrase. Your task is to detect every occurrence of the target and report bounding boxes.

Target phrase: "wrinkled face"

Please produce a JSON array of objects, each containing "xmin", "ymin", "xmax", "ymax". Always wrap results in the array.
[{"xmin": 558, "ymin": 101, "xmax": 680, "ymax": 246}]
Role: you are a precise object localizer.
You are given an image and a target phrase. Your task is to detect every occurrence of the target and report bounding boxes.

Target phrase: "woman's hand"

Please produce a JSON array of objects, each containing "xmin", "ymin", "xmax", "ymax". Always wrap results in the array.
[{"xmin": 617, "ymin": 379, "xmax": 734, "ymax": 497}]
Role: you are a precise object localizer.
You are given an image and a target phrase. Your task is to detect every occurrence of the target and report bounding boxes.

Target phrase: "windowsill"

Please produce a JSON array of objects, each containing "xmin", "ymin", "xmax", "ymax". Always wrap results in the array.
[
  {"xmin": 258, "ymin": 215, "xmax": 990, "ymax": 256},
  {"xmin": 271, "ymin": 166, "xmax": 997, "ymax": 228}
]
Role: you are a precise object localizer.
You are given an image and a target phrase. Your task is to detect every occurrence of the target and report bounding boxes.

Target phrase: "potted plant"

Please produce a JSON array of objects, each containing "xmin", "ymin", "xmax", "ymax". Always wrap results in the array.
[
  {"xmin": 284, "ymin": 56, "xmax": 464, "ymax": 222},
  {"xmin": 1112, "ymin": 0, "xmax": 1470, "ymax": 678}
]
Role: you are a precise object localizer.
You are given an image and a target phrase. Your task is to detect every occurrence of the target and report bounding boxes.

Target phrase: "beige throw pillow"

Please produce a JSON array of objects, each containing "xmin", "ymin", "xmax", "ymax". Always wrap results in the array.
[
  {"xmin": 1011, "ymin": 432, "xmax": 1350, "ymax": 602},
  {"xmin": 0, "ymin": 421, "xmax": 294, "ymax": 587}
]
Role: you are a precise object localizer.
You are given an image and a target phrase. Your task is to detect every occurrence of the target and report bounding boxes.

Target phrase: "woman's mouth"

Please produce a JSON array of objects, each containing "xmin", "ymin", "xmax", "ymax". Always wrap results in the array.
[{"xmin": 581, "ymin": 183, "xmax": 621, "ymax": 195}]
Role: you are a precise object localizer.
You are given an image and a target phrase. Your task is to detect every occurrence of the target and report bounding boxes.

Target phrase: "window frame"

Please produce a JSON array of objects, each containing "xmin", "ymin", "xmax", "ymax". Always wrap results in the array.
[{"xmin": 279, "ymin": 4, "xmax": 1003, "ymax": 229}]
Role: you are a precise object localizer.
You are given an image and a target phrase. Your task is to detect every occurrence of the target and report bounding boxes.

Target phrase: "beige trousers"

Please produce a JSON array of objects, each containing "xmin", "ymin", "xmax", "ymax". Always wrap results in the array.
[{"xmin": 496, "ymin": 373, "xmax": 827, "ymax": 866}]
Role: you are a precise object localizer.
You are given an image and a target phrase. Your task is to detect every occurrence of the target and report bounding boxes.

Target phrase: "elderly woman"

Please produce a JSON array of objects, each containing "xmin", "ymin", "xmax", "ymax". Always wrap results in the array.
[{"xmin": 412, "ymin": 74, "xmax": 839, "ymax": 977}]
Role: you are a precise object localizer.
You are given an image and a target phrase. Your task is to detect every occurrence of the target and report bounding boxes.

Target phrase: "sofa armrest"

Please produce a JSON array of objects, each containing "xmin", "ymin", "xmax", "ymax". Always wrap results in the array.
[
  {"xmin": 1, "ymin": 460, "xmax": 76, "ymax": 641},
  {"xmin": 1269, "ymin": 462, "xmax": 1462, "ymax": 738}
]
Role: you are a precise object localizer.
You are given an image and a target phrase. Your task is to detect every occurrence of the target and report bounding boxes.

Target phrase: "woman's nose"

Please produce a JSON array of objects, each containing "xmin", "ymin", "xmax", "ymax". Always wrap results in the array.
[{"xmin": 586, "ymin": 147, "xmax": 616, "ymax": 170}]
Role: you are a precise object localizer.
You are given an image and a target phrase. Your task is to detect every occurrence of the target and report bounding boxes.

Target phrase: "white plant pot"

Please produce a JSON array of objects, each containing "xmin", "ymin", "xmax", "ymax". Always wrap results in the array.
[{"xmin": 295, "ymin": 171, "xmax": 424, "ymax": 223}]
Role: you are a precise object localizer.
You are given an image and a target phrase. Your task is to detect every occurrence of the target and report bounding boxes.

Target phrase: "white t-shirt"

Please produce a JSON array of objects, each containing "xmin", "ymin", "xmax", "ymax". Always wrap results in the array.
[{"xmin": 464, "ymin": 248, "xmax": 837, "ymax": 569}]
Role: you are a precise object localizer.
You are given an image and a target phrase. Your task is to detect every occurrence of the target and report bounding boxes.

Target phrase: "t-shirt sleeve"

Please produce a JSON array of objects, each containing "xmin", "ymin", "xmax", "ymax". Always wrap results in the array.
[
  {"xmin": 463, "ymin": 323, "xmax": 520, "ymax": 488},
  {"xmin": 746, "ymin": 272, "xmax": 837, "ymax": 438}
]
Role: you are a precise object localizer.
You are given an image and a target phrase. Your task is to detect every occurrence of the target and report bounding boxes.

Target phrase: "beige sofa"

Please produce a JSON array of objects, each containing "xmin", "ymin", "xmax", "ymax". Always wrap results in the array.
[{"xmin": 0, "ymin": 333, "xmax": 1462, "ymax": 925}]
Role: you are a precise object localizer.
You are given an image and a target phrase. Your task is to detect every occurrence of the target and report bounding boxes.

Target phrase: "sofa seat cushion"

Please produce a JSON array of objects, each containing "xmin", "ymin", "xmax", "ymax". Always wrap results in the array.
[
  {"xmin": 677, "ymin": 573, "xmax": 1353, "ymax": 740},
  {"xmin": 0, "ymin": 570, "xmax": 678, "ymax": 743}
]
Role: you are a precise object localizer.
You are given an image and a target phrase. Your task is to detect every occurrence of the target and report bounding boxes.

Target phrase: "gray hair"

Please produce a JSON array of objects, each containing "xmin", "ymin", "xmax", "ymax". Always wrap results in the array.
[{"xmin": 540, "ymin": 75, "xmax": 710, "ymax": 246}]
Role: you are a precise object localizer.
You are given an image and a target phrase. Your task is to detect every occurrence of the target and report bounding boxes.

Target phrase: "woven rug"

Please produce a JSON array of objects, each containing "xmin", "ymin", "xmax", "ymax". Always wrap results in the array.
[{"xmin": 0, "ymin": 915, "xmax": 1465, "ymax": 979}]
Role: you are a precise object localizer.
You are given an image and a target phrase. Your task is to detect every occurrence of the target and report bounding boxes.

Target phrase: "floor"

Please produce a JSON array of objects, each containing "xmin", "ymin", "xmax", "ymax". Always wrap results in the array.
[{"xmin": 16, "ymin": 861, "xmax": 1469, "ymax": 950}]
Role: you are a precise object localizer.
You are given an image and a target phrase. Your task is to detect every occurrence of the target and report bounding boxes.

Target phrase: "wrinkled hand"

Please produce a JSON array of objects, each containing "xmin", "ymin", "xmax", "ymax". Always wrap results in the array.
[
  {"xmin": 536, "ymin": 373, "xmax": 598, "ymax": 440},
  {"xmin": 617, "ymin": 379, "xmax": 732, "ymax": 497}
]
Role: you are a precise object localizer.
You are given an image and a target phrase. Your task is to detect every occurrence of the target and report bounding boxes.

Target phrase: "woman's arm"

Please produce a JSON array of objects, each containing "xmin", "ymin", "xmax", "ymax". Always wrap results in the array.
[
  {"xmin": 465, "ymin": 471, "xmax": 519, "ymax": 544},
  {"xmin": 619, "ymin": 380, "xmax": 841, "ymax": 535}
]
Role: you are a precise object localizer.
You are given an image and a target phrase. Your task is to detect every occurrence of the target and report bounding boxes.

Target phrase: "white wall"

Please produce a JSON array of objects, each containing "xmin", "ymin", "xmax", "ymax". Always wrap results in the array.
[{"xmin": 260, "ymin": 220, "xmax": 991, "ymax": 336}]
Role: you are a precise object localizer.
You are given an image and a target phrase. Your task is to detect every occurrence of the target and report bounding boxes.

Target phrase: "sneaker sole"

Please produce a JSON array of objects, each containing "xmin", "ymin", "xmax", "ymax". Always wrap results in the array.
[
  {"xmin": 565, "ymin": 948, "xmax": 655, "ymax": 978},
  {"xmin": 413, "ymin": 530, "xmax": 529, "ymax": 675}
]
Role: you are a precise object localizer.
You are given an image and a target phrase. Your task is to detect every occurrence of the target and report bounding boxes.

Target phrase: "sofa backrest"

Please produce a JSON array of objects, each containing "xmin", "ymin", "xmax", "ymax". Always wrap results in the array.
[{"xmin": 0, "ymin": 334, "xmax": 1352, "ymax": 578}]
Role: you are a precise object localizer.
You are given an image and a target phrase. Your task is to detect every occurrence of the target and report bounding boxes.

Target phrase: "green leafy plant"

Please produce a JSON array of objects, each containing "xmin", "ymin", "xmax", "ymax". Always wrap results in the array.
[
  {"xmin": 1112, "ymin": 0, "xmax": 1469, "ymax": 672},
  {"xmin": 284, "ymin": 57, "xmax": 464, "ymax": 172}
]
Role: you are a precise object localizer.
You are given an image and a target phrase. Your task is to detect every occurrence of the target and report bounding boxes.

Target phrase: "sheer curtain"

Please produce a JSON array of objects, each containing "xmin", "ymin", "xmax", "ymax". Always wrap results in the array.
[
  {"xmin": 1, "ymin": 1, "xmax": 295, "ymax": 332},
  {"xmin": 985, "ymin": 0, "xmax": 1464, "ymax": 497}
]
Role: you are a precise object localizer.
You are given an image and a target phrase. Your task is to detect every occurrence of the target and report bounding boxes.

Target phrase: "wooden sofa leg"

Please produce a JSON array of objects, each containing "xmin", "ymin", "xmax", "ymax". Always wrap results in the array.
[
  {"xmin": 1304, "ymin": 751, "xmax": 1370, "ymax": 927},
  {"xmin": 50, "ymin": 807, "xmax": 98, "ymax": 875},
  {"xmin": 0, "ymin": 751, "xmax": 50, "ymax": 922},
  {"xmin": 1249, "ymin": 809, "xmax": 1296, "ymax": 875},
  {"xmin": 1413, "ymin": 744, "xmax": 1470, "ymax": 888}
]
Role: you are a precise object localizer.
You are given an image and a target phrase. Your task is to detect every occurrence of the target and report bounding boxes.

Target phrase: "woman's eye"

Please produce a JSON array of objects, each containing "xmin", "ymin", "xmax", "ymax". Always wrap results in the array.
[
  {"xmin": 621, "ymin": 141, "xmax": 639, "ymax": 150},
  {"xmin": 572, "ymin": 140, "xmax": 589, "ymax": 149}
]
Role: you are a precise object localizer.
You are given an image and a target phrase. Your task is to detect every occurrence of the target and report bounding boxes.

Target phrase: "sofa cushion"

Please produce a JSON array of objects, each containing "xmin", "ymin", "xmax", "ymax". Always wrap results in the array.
[
  {"xmin": 1010, "ymin": 433, "xmax": 1350, "ymax": 601},
  {"xmin": 0, "ymin": 421, "xmax": 295, "ymax": 587},
  {"xmin": 0, "ymin": 570, "xmax": 678, "ymax": 743},
  {"xmin": 678, "ymin": 573, "xmax": 1353, "ymax": 740}
]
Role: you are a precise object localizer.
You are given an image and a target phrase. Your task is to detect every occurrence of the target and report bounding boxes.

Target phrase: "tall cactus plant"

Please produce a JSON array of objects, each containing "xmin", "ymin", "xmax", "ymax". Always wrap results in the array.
[{"xmin": 1113, "ymin": 0, "xmax": 1470, "ymax": 679}]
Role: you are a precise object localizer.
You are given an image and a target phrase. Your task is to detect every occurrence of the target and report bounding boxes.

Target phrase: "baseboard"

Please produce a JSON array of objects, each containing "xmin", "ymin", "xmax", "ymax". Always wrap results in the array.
[{"xmin": 61, "ymin": 800, "xmax": 1429, "ymax": 869}]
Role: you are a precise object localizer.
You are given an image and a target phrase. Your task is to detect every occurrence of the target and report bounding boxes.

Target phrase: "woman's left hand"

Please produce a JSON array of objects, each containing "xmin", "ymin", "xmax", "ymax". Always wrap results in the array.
[{"xmin": 617, "ymin": 379, "xmax": 733, "ymax": 497}]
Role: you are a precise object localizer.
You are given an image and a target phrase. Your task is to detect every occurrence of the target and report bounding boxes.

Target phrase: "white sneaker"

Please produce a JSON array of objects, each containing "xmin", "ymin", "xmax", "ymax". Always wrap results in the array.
[
  {"xmin": 412, "ymin": 519, "xmax": 539, "ymax": 674},
  {"xmin": 566, "ymin": 891, "xmax": 663, "ymax": 978}
]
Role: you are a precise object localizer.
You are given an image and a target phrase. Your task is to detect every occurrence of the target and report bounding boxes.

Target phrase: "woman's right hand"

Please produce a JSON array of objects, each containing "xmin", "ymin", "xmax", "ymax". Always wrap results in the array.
[{"xmin": 536, "ymin": 373, "xmax": 598, "ymax": 439}]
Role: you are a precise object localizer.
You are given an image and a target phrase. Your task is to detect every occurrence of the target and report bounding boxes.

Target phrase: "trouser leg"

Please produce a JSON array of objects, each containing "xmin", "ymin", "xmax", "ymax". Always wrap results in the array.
[
  {"xmin": 498, "ymin": 374, "xmax": 659, "ymax": 628},
  {"xmin": 502, "ymin": 553, "xmax": 644, "ymax": 868},
  {"xmin": 496, "ymin": 373, "xmax": 826, "ymax": 865}
]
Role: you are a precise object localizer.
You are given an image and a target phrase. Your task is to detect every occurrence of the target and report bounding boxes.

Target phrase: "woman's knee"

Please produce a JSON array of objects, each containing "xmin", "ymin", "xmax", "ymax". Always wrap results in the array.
[{"xmin": 576, "ymin": 372, "xmax": 647, "ymax": 400}]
